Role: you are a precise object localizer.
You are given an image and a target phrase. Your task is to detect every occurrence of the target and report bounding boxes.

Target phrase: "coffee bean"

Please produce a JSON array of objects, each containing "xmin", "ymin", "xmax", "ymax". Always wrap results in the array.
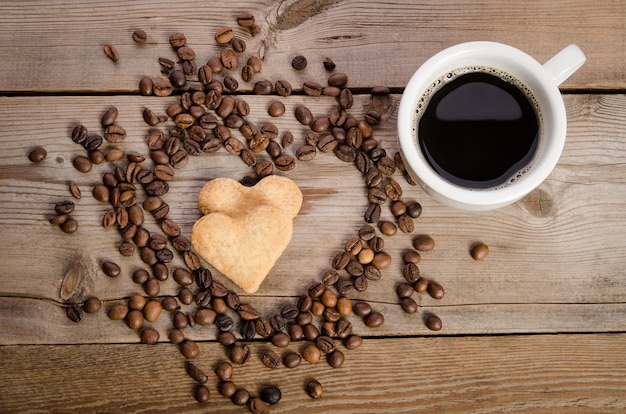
[
  {"xmin": 379, "ymin": 221, "xmax": 397, "ymax": 236},
  {"xmin": 413, "ymin": 235, "xmax": 435, "ymax": 251},
  {"xmin": 152, "ymin": 80, "xmax": 174, "ymax": 97},
  {"xmin": 398, "ymin": 214, "xmax": 414, "ymax": 233},
  {"xmin": 303, "ymin": 81, "xmax": 323, "ymax": 96},
  {"xmin": 219, "ymin": 381, "xmax": 237, "ymax": 398},
  {"xmin": 267, "ymin": 101, "xmax": 285, "ymax": 117},
  {"xmin": 232, "ymin": 388, "xmax": 250, "ymax": 406},
  {"xmin": 339, "ymin": 88, "xmax": 353, "ymax": 109},
  {"xmin": 236, "ymin": 13, "xmax": 255, "ymax": 27},
  {"xmin": 253, "ymin": 80, "xmax": 273, "ymax": 95},
  {"xmin": 215, "ymin": 314, "xmax": 234, "ymax": 332},
  {"xmin": 364, "ymin": 311, "xmax": 384, "ymax": 327},
  {"xmin": 406, "ymin": 202, "xmax": 422, "ymax": 218},
  {"xmin": 179, "ymin": 339, "xmax": 199, "ymax": 358},
  {"xmin": 103, "ymin": 44, "xmax": 119, "ymax": 62},
  {"xmin": 261, "ymin": 350, "xmax": 281, "ymax": 369},
  {"xmin": 249, "ymin": 397, "xmax": 269, "ymax": 414},
  {"xmin": 283, "ymin": 351, "xmax": 302, "ymax": 368},
  {"xmin": 335, "ymin": 144, "xmax": 356, "ymax": 163},
  {"xmin": 401, "ymin": 297, "xmax": 418, "ymax": 314},
  {"xmin": 100, "ymin": 106, "xmax": 118, "ymax": 127},
  {"xmin": 194, "ymin": 385, "xmax": 210, "ymax": 403},
  {"xmin": 471, "ymin": 243, "xmax": 489, "ymax": 260},
  {"xmin": 185, "ymin": 362, "xmax": 208, "ymax": 384},
  {"xmin": 131, "ymin": 29, "xmax": 147, "ymax": 43},
  {"xmin": 327, "ymin": 349, "xmax": 345, "ymax": 368},
  {"xmin": 230, "ymin": 344, "xmax": 250, "ymax": 365},
  {"xmin": 215, "ymin": 26, "xmax": 234, "ymax": 44},
  {"xmin": 27, "ymin": 145, "xmax": 47, "ymax": 163},
  {"xmin": 220, "ymin": 48, "xmax": 238, "ymax": 70},
  {"xmin": 427, "ymin": 281, "xmax": 445, "ymax": 299},
  {"xmin": 364, "ymin": 203, "xmax": 381, "ymax": 223},
  {"xmin": 328, "ymin": 72, "xmax": 348, "ymax": 88},
  {"xmin": 231, "ymin": 37, "xmax": 246, "ymax": 53},
  {"xmin": 72, "ymin": 156, "xmax": 92, "ymax": 173},
  {"xmin": 426, "ymin": 314, "xmax": 442, "ymax": 331},
  {"xmin": 306, "ymin": 380, "xmax": 323, "ymax": 399},
  {"xmin": 259, "ymin": 386, "xmax": 281, "ymax": 406},
  {"xmin": 65, "ymin": 303, "xmax": 83, "ymax": 322},
  {"xmin": 275, "ymin": 154, "xmax": 296, "ymax": 171},
  {"xmin": 291, "ymin": 55, "xmax": 307, "ymax": 70},
  {"xmin": 101, "ymin": 261, "xmax": 120, "ymax": 277},
  {"xmin": 294, "ymin": 106, "xmax": 313, "ymax": 126},
  {"xmin": 108, "ymin": 303, "xmax": 128, "ymax": 321}
]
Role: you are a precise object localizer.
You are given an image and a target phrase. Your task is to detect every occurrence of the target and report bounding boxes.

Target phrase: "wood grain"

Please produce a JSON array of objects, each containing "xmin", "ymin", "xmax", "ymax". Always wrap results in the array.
[
  {"xmin": 0, "ymin": 0, "xmax": 624, "ymax": 92},
  {"xmin": 1, "ymin": 334, "xmax": 625, "ymax": 413}
]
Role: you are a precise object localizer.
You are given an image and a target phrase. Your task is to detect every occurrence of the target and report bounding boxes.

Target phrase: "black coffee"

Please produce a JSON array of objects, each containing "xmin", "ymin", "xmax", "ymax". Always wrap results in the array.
[{"xmin": 417, "ymin": 69, "xmax": 539, "ymax": 189}]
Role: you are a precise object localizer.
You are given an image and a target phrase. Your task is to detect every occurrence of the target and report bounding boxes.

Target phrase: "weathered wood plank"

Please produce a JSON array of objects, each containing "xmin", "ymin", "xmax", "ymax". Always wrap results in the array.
[
  {"xmin": 0, "ymin": 0, "xmax": 623, "ymax": 92},
  {"xmin": 0, "ymin": 94, "xmax": 625, "ymax": 344},
  {"xmin": 1, "ymin": 334, "xmax": 625, "ymax": 413}
]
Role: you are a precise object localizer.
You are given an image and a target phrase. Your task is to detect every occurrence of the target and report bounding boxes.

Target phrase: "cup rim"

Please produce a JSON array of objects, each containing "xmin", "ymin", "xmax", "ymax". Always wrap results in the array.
[{"xmin": 397, "ymin": 41, "xmax": 567, "ymax": 210}]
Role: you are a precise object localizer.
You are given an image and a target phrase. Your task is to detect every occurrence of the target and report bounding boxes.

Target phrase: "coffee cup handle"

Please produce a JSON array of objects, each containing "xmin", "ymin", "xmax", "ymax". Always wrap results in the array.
[{"xmin": 543, "ymin": 44, "xmax": 586, "ymax": 86}]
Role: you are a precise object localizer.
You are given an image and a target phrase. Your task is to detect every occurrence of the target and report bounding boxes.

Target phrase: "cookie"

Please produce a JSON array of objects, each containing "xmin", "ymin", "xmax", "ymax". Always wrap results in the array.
[
  {"xmin": 197, "ymin": 175, "xmax": 302, "ymax": 219},
  {"xmin": 191, "ymin": 205, "xmax": 293, "ymax": 293}
]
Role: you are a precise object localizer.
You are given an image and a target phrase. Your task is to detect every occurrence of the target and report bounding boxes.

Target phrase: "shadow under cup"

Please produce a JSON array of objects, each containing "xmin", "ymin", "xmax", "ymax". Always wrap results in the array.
[{"xmin": 398, "ymin": 42, "xmax": 570, "ymax": 211}]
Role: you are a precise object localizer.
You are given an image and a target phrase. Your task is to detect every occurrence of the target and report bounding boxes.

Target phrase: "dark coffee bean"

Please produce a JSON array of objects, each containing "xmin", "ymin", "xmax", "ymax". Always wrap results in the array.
[
  {"xmin": 321, "ymin": 269, "xmax": 338, "ymax": 286},
  {"xmin": 327, "ymin": 349, "xmax": 345, "ymax": 368},
  {"xmin": 119, "ymin": 241, "xmax": 135, "ymax": 256},
  {"xmin": 365, "ymin": 169, "xmax": 383, "ymax": 188},
  {"xmin": 223, "ymin": 75, "xmax": 239, "ymax": 91},
  {"xmin": 306, "ymin": 380, "xmax": 323, "ymax": 399},
  {"xmin": 335, "ymin": 318, "xmax": 353, "ymax": 338},
  {"xmin": 291, "ymin": 55, "xmax": 307, "ymax": 70},
  {"xmin": 323, "ymin": 56, "xmax": 336, "ymax": 70},
  {"xmin": 224, "ymin": 137, "xmax": 245, "ymax": 155},
  {"xmin": 295, "ymin": 144, "xmax": 316, "ymax": 161},
  {"xmin": 328, "ymin": 72, "xmax": 348, "ymax": 88},
  {"xmin": 364, "ymin": 203, "xmax": 381, "ymax": 223},
  {"xmin": 221, "ymin": 48, "xmax": 238, "ymax": 70},
  {"xmin": 346, "ymin": 260, "xmax": 363, "ymax": 276},
  {"xmin": 398, "ymin": 214, "xmax": 415, "ymax": 233},
  {"xmin": 407, "ymin": 202, "xmax": 423, "ymax": 218},
  {"xmin": 240, "ymin": 319, "xmax": 257, "ymax": 340},
  {"xmin": 138, "ymin": 76, "xmax": 153, "ymax": 95},
  {"xmin": 183, "ymin": 60, "xmax": 198, "ymax": 77},
  {"xmin": 54, "ymin": 200, "xmax": 74, "ymax": 215},
  {"xmin": 249, "ymin": 397, "xmax": 269, "ymax": 414},
  {"xmin": 280, "ymin": 303, "xmax": 299, "ymax": 319},
  {"xmin": 268, "ymin": 101, "xmax": 285, "ymax": 117},
  {"xmin": 144, "ymin": 180, "xmax": 169, "ymax": 196},
  {"xmin": 353, "ymin": 275, "xmax": 368, "ymax": 292},
  {"xmin": 275, "ymin": 79, "xmax": 292, "ymax": 96},
  {"xmin": 238, "ymin": 304, "xmax": 260, "ymax": 321},
  {"xmin": 160, "ymin": 219, "xmax": 180, "ymax": 237},
  {"xmin": 427, "ymin": 281, "xmax": 445, "ymax": 299},
  {"xmin": 354, "ymin": 150, "xmax": 371, "ymax": 173},
  {"xmin": 215, "ymin": 361, "xmax": 234, "ymax": 381},
  {"xmin": 413, "ymin": 235, "xmax": 435, "ymax": 251},
  {"xmin": 102, "ymin": 261, "xmax": 121, "ymax": 277},
  {"xmin": 260, "ymin": 386, "xmax": 281, "ymax": 405},
  {"xmin": 368, "ymin": 187, "xmax": 387, "ymax": 205},
  {"xmin": 370, "ymin": 147, "xmax": 386, "ymax": 163},
  {"xmin": 170, "ymin": 150, "xmax": 189, "ymax": 169},
  {"xmin": 101, "ymin": 106, "xmax": 119, "ymax": 127},
  {"xmin": 232, "ymin": 388, "xmax": 250, "ymax": 406},
  {"xmin": 66, "ymin": 303, "xmax": 83, "ymax": 322},
  {"xmin": 379, "ymin": 221, "xmax": 397, "ymax": 236},
  {"xmin": 339, "ymin": 88, "xmax": 353, "ymax": 109},
  {"xmin": 269, "ymin": 315, "xmax": 285, "ymax": 332},
  {"xmin": 401, "ymin": 297, "xmax": 418, "ymax": 314},
  {"xmin": 71, "ymin": 124, "xmax": 88, "ymax": 144},
  {"xmin": 215, "ymin": 314, "xmax": 234, "ymax": 332},
  {"xmin": 83, "ymin": 134, "xmax": 103, "ymax": 151},
  {"xmin": 210, "ymin": 281, "xmax": 229, "ymax": 297},
  {"xmin": 384, "ymin": 180, "xmax": 402, "ymax": 201},
  {"xmin": 377, "ymin": 156, "xmax": 397, "ymax": 175},
  {"xmin": 169, "ymin": 32, "xmax": 186, "ymax": 47},
  {"xmin": 303, "ymin": 81, "xmax": 323, "ymax": 96},
  {"xmin": 153, "ymin": 80, "xmax": 174, "ymax": 97},
  {"xmin": 241, "ymin": 64, "xmax": 255, "ymax": 82},
  {"xmin": 236, "ymin": 13, "xmax": 255, "ymax": 27}
]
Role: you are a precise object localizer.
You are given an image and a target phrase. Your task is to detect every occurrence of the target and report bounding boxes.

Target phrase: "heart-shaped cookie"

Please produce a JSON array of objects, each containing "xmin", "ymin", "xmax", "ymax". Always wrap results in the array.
[
  {"xmin": 191, "ymin": 205, "xmax": 293, "ymax": 294},
  {"xmin": 197, "ymin": 175, "xmax": 302, "ymax": 219}
]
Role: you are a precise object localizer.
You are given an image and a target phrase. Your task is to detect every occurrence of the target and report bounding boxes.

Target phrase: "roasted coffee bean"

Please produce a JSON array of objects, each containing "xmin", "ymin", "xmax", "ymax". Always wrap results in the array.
[
  {"xmin": 280, "ymin": 303, "xmax": 299, "ymax": 319},
  {"xmin": 224, "ymin": 137, "xmax": 244, "ymax": 155},
  {"xmin": 102, "ymin": 261, "xmax": 121, "ymax": 277},
  {"xmin": 152, "ymin": 80, "xmax": 174, "ymax": 97},
  {"xmin": 346, "ymin": 127, "xmax": 363, "ymax": 148},
  {"xmin": 367, "ymin": 187, "xmax": 387, "ymax": 205},
  {"xmin": 401, "ymin": 297, "xmax": 418, "ymax": 314},
  {"xmin": 385, "ymin": 180, "xmax": 402, "ymax": 201},
  {"xmin": 195, "ymin": 290, "xmax": 211, "ymax": 308},
  {"xmin": 390, "ymin": 201, "xmax": 407, "ymax": 217},
  {"xmin": 303, "ymin": 81, "xmax": 323, "ymax": 96},
  {"xmin": 176, "ymin": 45, "xmax": 195, "ymax": 60},
  {"xmin": 335, "ymin": 278, "xmax": 354, "ymax": 295},
  {"xmin": 360, "ymin": 265, "xmax": 379, "ymax": 282},
  {"xmin": 364, "ymin": 311, "xmax": 384, "ymax": 327},
  {"xmin": 66, "ymin": 303, "xmax": 83, "ymax": 322},
  {"xmin": 364, "ymin": 203, "xmax": 381, "ymax": 223},
  {"xmin": 83, "ymin": 134, "xmax": 103, "ymax": 151},
  {"xmin": 365, "ymin": 169, "xmax": 383, "ymax": 188},
  {"xmin": 295, "ymin": 144, "xmax": 316, "ymax": 161},
  {"xmin": 144, "ymin": 180, "xmax": 169, "ymax": 197},
  {"xmin": 230, "ymin": 344, "xmax": 251, "ymax": 365},
  {"xmin": 195, "ymin": 308, "xmax": 217, "ymax": 325},
  {"xmin": 377, "ymin": 156, "xmax": 397, "ymax": 175},
  {"xmin": 253, "ymin": 80, "xmax": 273, "ymax": 95},
  {"xmin": 248, "ymin": 133, "xmax": 269, "ymax": 153},
  {"xmin": 273, "ymin": 80, "xmax": 292, "ymax": 97},
  {"xmin": 255, "ymin": 317, "xmax": 272, "ymax": 337},
  {"xmin": 269, "ymin": 315, "xmax": 285, "ymax": 332},
  {"xmin": 54, "ymin": 200, "xmax": 74, "ymax": 215},
  {"xmin": 353, "ymin": 275, "xmax": 368, "ymax": 292},
  {"xmin": 219, "ymin": 381, "xmax": 237, "ymax": 398},
  {"xmin": 426, "ymin": 314, "xmax": 442, "ymax": 331},
  {"xmin": 354, "ymin": 150, "xmax": 371, "ymax": 173},
  {"xmin": 259, "ymin": 386, "xmax": 281, "ymax": 406},
  {"xmin": 131, "ymin": 29, "xmax": 147, "ymax": 43},
  {"xmin": 168, "ymin": 69, "xmax": 186, "ymax": 88},
  {"xmin": 280, "ymin": 131, "xmax": 294, "ymax": 149},
  {"xmin": 261, "ymin": 123, "xmax": 279, "ymax": 139},
  {"xmin": 294, "ymin": 106, "xmax": 313, "ymax": 126},
  {"xmin": 146, "ymin": 130, "xmax": 166, "ymax": 150},
  {"xmin": 169, "ymin": 32, "xmax": 186, "ymax": 47},
  {"xmin": 152, "ymin": 263, "xmax": 168, "ymax": 282},
  {"xmin": 232, "ymin": 388, "xmax": 250, "ymax": 406},
  {"xmin": 239, "ymin": 319, "xmax": 256, "ymax": 340},
  {"xmin": 283, "ymin": 351, "xmax": 302, "ymax": 368},
  {"xmin": 316, "ymin": 335, "xmax": 335, "ymax": 353},
  {"xmin": 230, "ymin": 37, "xmax": 246, "ymax": 53},
  {"xmin": 103, "ymin": 44, "xmax": 119, "ymax": 62},
  {"xmin": 379, "ymin": 221, "xmax": 397, "ymax": 236},
  {"xmin": 346, "ymin": 260, "xmax": 363, "ymax": 276},
  {"xmin": 365, "ymin": 110, "xmax": 381, "ymax": 126},
  {"xmin": 261, "ymin": 350, "xmax": 281, "ymax": 369},
  {"xmin": 117, "ymin": 241, "xmax": 134, "ymax": 256},
  {"xmin": 236, "ymin": 12, "xmax": 255, "ymax": 27},
  {"xmin": 220, "ymin": 48, "xmax": 238, "ymax": 70},
  {"xmin": 88, "ymin": 149, "xmax": 104, "ymax": 165},
  {"xmin": 275, "ymin": 154, "xmax": 296, "ymax": 171},
  {"xmin": 471, "ymin": 243, "xmax": 489, "ymax": 260},
  {"xmin": 306, "ymin": 380, "xmax": 323, "ymax": 399},
  {"xmin": 327, "ymin": 349, "xmax": 345, "ymax": 368},
  {"xmin": 179, "ymin": 339, "xmax": 200, "ymax": 359},
  {"xmin": 335, "ymin": 145, "xmax": 356, "ymax": 163},
  {"xmin": 139, "ymin": 327, "xmax": 159, "ymax": 345},
  {"xmin": 195, "ymin": 385, "xmax": 210, "ymax": 403},
  {"xmin": 215, "ymin": 26, "xmax": 234, "ymax": 44},
  {"xmin": 169, "ymin": 150, "xmax": 189, "ymax": 169},
  {"xmin": 215, "ymin": 314, "xmax": 234, "ymax": 332},
  {"xmin": 71, "ymin": 124, "xmax": 88, "ymax": 144},
  {"xmin": 108, "ymin": 303, "xmax": 129, "ymax": 321},
  {"xmin": 238, "ymin": 304, "xmax": 260, "ymax": 321},
  {"xmin": 271, "ymin": 332, "xmax": 291, "ymax": 348},
  {"xmin": 138, "ymin": 76, "xmax": 153, "ymax": 95},
  {"xmin": 186, "ymin": 362, "xmax": 208, "ymax": 384},
  {"xmin": 267, "ymin": 101, "xmax": 285, "ymax": 117},
  {"xmin": 100, "ymin": 106, "xmax": 118, "ymax": 127},
  {"xmin": 397, "ymin": 283, "xmax": 415, "ymax": 299},
  {"xmin": 338, "ymin": 88, "xmax": 354, "ymax": 109},
  {"xmin": 372, "ymin": 252, "xmax": 391, "ymax": 270},
  {"xmin": 335, "ymin": 318, "xmax": 353, "ymax": 338},
  {"xmin": 291, "ymin": 55, "xmax": 307, "ymax": 70},
  {"xmin": 398, "ymin": 214, "xmax": 414, "ymax": 233},
  {"xmin": 427, "ymin": 281, "xmax": 445, "ymax": 299},
  {"xmin": 413, "ymin": 235, "xmax": 435, "ymax": 251},
  {"xmin": 370, "ymin": 147, "xmax": 386, "ymax": 163}
]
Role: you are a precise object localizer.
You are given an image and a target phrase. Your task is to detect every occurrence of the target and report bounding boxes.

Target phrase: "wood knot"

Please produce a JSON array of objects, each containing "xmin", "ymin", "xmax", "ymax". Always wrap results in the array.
[
  {"xmin": 273, "ymin": 0, "xmax": 342, "ymax": 31},
  {"xmin": 518, "ymin": 187, "xmax": 556, "ymax": 217},
  {"xmin": 59, "ymin": 254, "xmax": 95, "ymax": 303}
]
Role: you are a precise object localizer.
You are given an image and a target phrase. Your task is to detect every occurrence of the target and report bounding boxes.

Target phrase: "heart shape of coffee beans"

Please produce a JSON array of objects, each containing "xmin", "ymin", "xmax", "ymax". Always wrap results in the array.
[{"xmin": 191, "ymin": 176, "xmax": 303, "ymax": 293}]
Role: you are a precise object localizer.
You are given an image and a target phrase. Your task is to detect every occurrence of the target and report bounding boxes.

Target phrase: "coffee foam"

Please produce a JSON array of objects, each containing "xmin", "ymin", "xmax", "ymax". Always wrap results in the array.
[{"xmin": 412, "ymin": 66, "xmax": 545, "ymax": 190}]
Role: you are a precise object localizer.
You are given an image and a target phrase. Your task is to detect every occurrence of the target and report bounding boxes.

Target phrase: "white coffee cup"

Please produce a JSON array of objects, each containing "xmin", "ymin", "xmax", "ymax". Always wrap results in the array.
[{"xmin": 397, "ymin": 42, "xmax": 586, "ymax": 211}]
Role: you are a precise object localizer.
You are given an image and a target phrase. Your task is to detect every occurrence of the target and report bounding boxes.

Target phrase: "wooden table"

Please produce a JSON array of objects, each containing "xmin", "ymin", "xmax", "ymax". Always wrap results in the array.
[{"xmin": 1, "ymin": 1, "xmax": 625, "ymax": 412}]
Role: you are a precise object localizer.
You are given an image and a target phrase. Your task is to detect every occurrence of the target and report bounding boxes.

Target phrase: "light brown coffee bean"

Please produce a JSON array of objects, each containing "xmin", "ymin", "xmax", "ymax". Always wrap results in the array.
[
  {"xmin": 103, "ymin": 44, "xmax": 119, "ymax": 62},
  {"xmin": 471, "ymin": 243, "xmax": 489, "ymax": 260},
  {"xmin": 413, "ymin": 235, "xmax": 435, "ymax": 251}
]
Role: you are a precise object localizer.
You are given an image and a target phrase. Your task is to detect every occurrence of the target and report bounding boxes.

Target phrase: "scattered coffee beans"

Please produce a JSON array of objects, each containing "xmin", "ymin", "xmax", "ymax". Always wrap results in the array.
[{"xmin": 28, "ymin": 146, "xmax": 47, "ymax": 163}]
